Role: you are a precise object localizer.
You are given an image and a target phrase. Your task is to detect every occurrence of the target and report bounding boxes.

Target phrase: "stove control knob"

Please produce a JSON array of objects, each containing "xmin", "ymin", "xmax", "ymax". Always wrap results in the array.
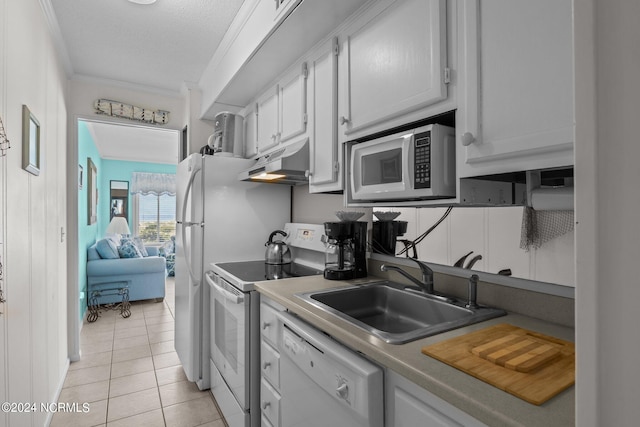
[{"xmin": 336, "ymin": 379, "xmax": 349, "ymax": 401}]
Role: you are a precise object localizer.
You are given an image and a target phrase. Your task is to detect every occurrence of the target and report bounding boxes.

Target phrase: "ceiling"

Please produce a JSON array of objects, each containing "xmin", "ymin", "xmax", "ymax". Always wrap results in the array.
[
  {"xmin": 83, "ymin": 120, "xmax": 180, "ymax": 165},
  {"xmin": 48, "ymin": 0, "xmax": 246, "ymax": 164},
  {"xmin": 49, "ymin": 0, "xmax": 245, "ymax": 94}
]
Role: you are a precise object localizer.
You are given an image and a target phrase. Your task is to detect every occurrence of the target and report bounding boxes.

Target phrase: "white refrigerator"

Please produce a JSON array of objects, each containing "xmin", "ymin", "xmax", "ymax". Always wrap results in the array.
[{"xmin": 175, "ymin": 153, "xmax": 291, "ymax": 390}]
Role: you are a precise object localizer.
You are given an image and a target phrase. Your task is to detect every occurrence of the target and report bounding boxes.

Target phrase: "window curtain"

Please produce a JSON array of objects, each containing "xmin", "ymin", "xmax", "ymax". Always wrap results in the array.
[{"xmin": 130, "ymin": 172, "xmax": 176, "ymax": 196}]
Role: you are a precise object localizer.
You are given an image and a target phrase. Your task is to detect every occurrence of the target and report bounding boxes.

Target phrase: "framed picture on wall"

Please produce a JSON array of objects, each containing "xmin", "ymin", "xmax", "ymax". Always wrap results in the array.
[
  {"xmin": 22, "ymin": 105, "xmax": 40, "ymax": 176},
  {"xmin": 87, "ymin": 157, "xmax": 97, "ymax": 225}
]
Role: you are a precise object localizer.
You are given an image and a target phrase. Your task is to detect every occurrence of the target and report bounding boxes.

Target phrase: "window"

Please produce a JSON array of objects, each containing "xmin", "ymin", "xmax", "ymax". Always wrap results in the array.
[
  {"xmin": 135, "ymin": 193, "xmax": 176, "ymax": 244},
  {"xmin": 130, "ymin": 172, "xmax": 176, "ymax": 244}
]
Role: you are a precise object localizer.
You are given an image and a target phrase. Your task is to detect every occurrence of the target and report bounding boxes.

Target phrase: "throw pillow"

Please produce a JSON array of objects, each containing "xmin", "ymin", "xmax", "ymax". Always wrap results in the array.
[
  {"xmin": 95, "ymin": 238, "xmax": 120, "ymax": 259},
  {"xmin": 121, "ymin": 236, "xmax": 148, "ymax": 257},
  {"xmin": 118, "ymin": 239, "xmax": 142, "ymax": 258},
  {"xmin": 132, "ymin": 236, "xmax": 149, "ymax": 257}
]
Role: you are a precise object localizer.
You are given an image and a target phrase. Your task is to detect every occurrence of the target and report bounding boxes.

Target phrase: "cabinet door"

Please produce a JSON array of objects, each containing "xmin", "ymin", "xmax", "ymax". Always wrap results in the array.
[
  {"xmin": 279, "ymin": 63, "xmax": 308, "ymax": 143},
  {"xmin": 244, "ymin": 104, "xmax": 258, "ymax": 158},
  {"xmin": 340, "ymin": 0, "xmax": 447, "ymax": 135},
  {"xmin": 385, "ymin": 369, "xmax": 487, "ymax": 427},
  {"xmin": 257, "ymin": 86, "xmax": 280, "ymax": 153},
  {"xmin": 457, "ymin": 0, "xmax": 574, "ymax": 177},
  {"xmin": 309, "ymin": 38, "xmax": 341, "ymax": 193}
]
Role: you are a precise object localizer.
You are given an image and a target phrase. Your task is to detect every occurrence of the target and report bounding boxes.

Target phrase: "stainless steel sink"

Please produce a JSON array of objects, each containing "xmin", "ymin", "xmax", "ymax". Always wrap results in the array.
[{"xmin": 296, "ymin": 281, "xmax": 506, "ymax": 344}]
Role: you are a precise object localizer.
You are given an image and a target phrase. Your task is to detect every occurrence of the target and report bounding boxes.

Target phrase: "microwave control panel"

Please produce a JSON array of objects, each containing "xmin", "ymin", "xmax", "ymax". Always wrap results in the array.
[{"xmin": 414, "ymin": 131, "xmax": 431, "ymax": 188}]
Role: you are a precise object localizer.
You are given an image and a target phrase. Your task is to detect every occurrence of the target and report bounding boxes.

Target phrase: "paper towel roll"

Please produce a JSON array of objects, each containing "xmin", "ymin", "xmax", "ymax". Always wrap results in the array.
[{"xmin": 530, "ymin": 187, "xmax": 574, "ymax": 210}]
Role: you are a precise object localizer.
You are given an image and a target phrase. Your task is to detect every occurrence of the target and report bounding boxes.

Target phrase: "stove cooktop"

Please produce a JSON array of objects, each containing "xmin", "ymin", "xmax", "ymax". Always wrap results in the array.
[{"xmin": 215, "ymin": 260, "xmax": 323, "ymax": 283}]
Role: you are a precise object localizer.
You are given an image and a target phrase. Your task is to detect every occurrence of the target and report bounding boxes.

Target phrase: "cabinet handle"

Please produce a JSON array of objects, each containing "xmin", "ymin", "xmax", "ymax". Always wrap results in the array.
[
  {"xmin": 262, "ymin": 401, "xmax": 271, "ymax": 410},
  {"xmin": 461, "ymin": 132, "xmax": 476, "ymax": 146},
  {"xmin": 339, "ymin": 116, "xmax": 350, "ymax": 125},
  {"xmin": 263, "ymin": 362, "xmax": 271, "ymax": 369},
  {"xmin": 262, "ymin": 321, "xmax": 271, "ymax": 330}
]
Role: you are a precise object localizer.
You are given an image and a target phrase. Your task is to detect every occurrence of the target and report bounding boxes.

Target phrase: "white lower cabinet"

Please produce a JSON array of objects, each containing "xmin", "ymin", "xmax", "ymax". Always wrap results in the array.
[
  {"xmin": 385, "ymin": 369, "xmax": 487, "ymax": 427},
  {"xmin": 259, "ymin": 295, "xmax": 487, "ymax": 427},
  {"xmin": 260, "ymin": 378, "xmax": 281, "ymax": 426},
  {"xmin": 260, "ymin": 297, "xmax": 285, "ymax": 427}
]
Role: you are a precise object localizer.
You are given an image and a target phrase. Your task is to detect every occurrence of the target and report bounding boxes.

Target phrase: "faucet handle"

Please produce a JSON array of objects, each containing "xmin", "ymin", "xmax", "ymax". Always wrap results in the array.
[
  {"xmin": 466, "ymin": 274, "xmax": 479, "ymax": 309},
  {"xmin": 406, "ymin": 258, "xmax": 433, "ymax": 276},
  {"xmin": 406, "ymin": 258, "xmax": 434, "ymax": 294}
]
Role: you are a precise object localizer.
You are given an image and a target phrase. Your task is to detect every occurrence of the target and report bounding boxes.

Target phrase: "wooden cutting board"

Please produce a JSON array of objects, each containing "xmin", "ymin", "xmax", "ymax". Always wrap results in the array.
[{"xmin": 421, "ymin": 323, "xmax": 574, "ymax": 405}]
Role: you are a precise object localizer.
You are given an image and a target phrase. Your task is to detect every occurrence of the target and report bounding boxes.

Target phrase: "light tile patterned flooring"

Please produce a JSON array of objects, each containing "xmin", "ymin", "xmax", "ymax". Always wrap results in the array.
[{"xmin": 52, "ymin": 278, "xmax": 226, "ymax": 427}]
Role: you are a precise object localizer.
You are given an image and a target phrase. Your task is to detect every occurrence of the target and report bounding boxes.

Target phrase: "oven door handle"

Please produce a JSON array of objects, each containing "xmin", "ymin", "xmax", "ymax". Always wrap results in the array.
[{"xmin": 206, "ymin": 271, "xmax": 244, "ymax": 304}]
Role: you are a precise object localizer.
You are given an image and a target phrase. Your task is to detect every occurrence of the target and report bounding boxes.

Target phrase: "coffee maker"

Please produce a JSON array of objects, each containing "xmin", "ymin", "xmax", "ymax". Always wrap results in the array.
[
  {"xmin": 323, "ymin": 221, "xmax": 368, "ymax": 280},
  {"xmin": 372, "ymin": 220, "xmax": 408, "ymax": 256}
]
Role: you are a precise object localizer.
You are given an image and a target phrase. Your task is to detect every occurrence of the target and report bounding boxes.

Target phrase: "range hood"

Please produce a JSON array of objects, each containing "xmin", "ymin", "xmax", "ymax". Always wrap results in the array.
[{"xmin": 238, "ymin": 138, "xmax": 309, "ymax": 185}]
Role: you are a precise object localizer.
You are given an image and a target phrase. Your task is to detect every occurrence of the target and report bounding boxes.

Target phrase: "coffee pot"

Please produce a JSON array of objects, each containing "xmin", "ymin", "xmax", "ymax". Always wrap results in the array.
[{"xmin": 323, "ymin": 221, "xmax": 367, "ymax": 280}]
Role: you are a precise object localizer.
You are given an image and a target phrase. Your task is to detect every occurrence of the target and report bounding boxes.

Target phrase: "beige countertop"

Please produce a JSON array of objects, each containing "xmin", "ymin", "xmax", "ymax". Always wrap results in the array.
[{"xmin": 255, "ymin": 275, "xmax": 575, "ymax": 427}]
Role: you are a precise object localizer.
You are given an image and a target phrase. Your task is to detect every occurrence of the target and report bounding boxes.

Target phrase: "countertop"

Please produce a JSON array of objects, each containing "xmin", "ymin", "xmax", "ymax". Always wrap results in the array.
[{"xmin": 255, "ymin": 275, "xmax": 575, "ymax": 427}]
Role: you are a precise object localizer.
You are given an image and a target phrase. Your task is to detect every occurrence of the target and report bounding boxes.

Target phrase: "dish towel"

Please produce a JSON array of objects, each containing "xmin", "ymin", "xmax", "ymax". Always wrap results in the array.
[{"xmin": 520, "ymin": 207, "xmax": 574, "ymax": 251}]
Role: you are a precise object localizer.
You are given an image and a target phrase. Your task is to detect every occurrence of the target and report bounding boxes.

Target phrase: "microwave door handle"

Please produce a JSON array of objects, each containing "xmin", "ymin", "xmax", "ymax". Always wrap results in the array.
[
  {"xmin": 403, "ymin": 135, "xmax": 413, "ymax": 190},
  {"xmin": 206, "ymin": 273, "xmax": 245, "ymax": 304},
  {"xmin": 349, "ymin": 144, "xmax": 359, "ymax": 196}
]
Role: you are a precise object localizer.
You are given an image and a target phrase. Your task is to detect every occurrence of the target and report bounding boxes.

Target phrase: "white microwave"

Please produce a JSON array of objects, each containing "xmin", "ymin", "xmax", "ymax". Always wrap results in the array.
[{"xmin": 348, "ymin": 124, "xmax": 456, "ymax": 202}]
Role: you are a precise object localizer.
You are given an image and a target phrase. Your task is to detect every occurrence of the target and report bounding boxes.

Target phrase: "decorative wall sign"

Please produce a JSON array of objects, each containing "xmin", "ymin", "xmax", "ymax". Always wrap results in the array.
[
  {"xmin": 94, "ymin": 99, "xmax": 169, "ymax": 124},
  {"xmin": 22, "ymin": 105, "xmax": 40, "ymax": 175}
]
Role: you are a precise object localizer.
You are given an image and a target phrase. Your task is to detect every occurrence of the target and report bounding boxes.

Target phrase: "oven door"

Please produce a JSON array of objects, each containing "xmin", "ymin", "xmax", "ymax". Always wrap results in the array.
[
  {"xmin": 350, "ymin": 132, "xmax": 413, "ymax": 201},
  {"xmin": 207, "ymin": 271, "xmax": 251, "ymax": 410}
]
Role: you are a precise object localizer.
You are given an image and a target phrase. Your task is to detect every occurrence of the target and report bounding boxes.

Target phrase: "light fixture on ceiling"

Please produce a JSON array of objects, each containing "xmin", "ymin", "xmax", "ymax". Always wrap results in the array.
[{"xmin": 127, "ymin": 0, "xmax": 157, "ymax": 5}]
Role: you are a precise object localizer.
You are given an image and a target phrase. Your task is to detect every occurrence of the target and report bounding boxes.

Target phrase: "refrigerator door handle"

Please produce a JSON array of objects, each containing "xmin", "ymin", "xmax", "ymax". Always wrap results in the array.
[{"xmin": 181, "ymin": 167, "xmax": 202, "ymax": 285}]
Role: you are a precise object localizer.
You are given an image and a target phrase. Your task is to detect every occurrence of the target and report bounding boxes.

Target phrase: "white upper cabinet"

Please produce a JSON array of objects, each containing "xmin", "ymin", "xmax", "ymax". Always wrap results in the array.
[
  {"xmin": 279, "ymin": 63, "xmax": 308, "ymax": 144},
  {"xmin": 256, "ymin": 86, "xmax": 280, "ymax": 153},
  {"xmin": 243, "ymin": 103, "xmax": 258, "ymax": 158},
  {"xmin": 457, "ymin": 0, "xmax": 574, "ymax": 178},
  {"xmin": 309, "ymin": 38, "xmax": 341, "ymax": 193},
  {"xmin": 339, "ymin": 0, "xmax": 448, "ymax": 136},
  {"xmin": 254, "ymin": 63, "xmax": 309, "ymax": 155}
]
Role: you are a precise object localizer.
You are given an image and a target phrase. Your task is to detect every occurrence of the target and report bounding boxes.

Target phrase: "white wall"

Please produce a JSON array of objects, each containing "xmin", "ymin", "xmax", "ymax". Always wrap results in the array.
[
  {"xmin": 292, "ymin": 185, "xmax": 373, "ymax": 224},
  {"xmin": 0, "ymin": 0, "xmax": 69, "ymax": 425},
  {"xmin": 181, "ymin": 84, "xmax": 216, "ymax": 155},
  {"xmin": 575, "ymin": 0, "xmax": 640, "ymax": 425},
  {"xmin": 380, "ymin": 206, "xmax": 575, "ymax": 286}
]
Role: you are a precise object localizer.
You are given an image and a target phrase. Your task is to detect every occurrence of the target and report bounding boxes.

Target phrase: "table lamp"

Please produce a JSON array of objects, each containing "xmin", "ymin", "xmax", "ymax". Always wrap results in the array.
[{"xmin": 106, "ymin": 216, "xmax": 131, "ymax": 236}]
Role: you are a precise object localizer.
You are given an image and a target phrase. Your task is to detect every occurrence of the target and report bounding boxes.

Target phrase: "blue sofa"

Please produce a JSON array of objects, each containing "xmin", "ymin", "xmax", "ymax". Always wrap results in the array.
[{"xmin": 87, "ymin": 241, "xmax": 167, "ymax": 305}]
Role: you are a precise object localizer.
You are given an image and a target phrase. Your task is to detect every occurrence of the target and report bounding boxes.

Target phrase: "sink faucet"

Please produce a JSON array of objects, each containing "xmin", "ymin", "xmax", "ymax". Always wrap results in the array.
[{"xmin": 380, "ymin": 259, "xmax": 455, "ymax": 303}]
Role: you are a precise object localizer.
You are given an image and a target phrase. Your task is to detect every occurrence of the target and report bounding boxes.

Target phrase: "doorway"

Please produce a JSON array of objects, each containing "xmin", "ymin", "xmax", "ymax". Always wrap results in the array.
[{"xmin": 69, "ymin": 117, "xmax": 180, "ymax": 360}]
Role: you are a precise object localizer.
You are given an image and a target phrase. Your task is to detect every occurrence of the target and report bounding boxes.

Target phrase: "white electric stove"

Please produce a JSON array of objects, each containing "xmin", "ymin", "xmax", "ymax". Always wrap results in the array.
[{"xmin": 207, "ymin": 223, "xmax": 326, "ymax": 427}]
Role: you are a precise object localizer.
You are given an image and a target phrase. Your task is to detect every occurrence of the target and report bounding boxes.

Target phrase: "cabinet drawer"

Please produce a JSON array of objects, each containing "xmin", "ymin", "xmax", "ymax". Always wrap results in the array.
[
  {"xmin": 260, "ymin": 302, "xmax": 281, "ymax": 346},
  {"xmin": 261, "ymin": 341, "xmax": 281, "ymax": 388},
  {"xmin": 261, "ymin": 378, "xmax": 281, "ymax": 427}
]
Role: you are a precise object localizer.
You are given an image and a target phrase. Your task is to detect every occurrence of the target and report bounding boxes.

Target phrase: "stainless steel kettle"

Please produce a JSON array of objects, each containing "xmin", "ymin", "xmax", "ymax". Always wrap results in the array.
[{"xmin": 265, "ymin": 230, "xmax": 291, "ymax": 265}]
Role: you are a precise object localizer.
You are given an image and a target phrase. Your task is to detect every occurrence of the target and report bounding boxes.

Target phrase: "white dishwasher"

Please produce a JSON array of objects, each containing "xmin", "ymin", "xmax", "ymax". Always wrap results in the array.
[{"xmin": 261, "ymin": 309, "xmax": 383, "ymax": 427}]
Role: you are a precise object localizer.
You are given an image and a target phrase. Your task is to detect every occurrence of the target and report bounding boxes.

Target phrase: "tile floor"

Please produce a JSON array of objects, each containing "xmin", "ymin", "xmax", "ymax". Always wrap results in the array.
[{"xmin": 52, "ymin": 278, "xmax": 226, "ymax": 427}]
